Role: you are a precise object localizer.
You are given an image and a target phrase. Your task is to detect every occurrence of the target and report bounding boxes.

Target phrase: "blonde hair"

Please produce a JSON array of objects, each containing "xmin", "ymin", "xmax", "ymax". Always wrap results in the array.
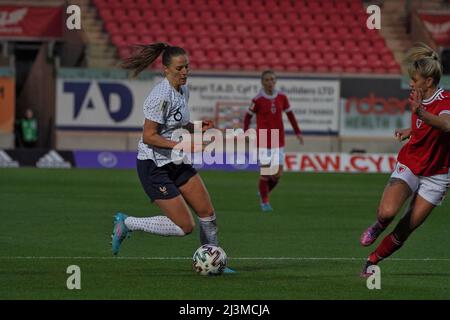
[{"xmin": 405, "ymin": 42, "xmax": 442, "ymax": 86}]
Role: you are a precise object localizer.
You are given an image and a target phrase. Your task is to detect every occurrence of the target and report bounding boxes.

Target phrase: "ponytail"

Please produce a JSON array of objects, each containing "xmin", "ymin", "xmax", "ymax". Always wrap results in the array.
[{"xmin": 121, "ymin": 42, "xmax": 187, "ymax": 77}]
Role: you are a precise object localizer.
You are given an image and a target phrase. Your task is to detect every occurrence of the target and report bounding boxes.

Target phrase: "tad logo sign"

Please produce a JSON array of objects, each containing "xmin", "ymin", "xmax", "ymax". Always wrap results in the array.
[{"xmin": 62, "ymin": 81, "xmax": 133, "ymax": 123}]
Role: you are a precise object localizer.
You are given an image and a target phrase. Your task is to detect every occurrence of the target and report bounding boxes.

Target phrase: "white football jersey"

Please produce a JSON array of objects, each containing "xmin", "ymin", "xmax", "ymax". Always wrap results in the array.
[{"xmin": 137, "ymin": 78, "xmax": 190, "ymax": 166}]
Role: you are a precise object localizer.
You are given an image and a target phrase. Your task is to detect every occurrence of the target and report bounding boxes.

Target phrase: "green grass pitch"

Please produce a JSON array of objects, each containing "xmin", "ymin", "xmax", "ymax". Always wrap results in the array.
[{"xmin": 1, "ymin": 168, "xmax": 449, "ymax": 299}]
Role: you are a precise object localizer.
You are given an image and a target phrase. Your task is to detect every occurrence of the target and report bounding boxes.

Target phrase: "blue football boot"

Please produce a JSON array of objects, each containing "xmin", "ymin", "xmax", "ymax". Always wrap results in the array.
[
  {"xmin": 111, "ymin": 212, "xmax": 131, "ymax": 255},
  {"xmin": 223, "ymin": 267, "xmax": 237, "ymax": 274}
]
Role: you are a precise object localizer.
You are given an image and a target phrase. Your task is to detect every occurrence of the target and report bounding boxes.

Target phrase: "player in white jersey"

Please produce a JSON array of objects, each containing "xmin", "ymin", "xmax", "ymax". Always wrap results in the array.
[{"xmin": 111, "ymin": 42, "xmax": 235, "ymax": 273}]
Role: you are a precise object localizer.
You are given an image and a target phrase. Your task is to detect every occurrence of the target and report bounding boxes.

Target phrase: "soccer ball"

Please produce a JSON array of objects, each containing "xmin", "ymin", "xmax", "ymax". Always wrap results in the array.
[{"xmin": 192, "ymin": 244, "xmax": 227, "ymax": 276}]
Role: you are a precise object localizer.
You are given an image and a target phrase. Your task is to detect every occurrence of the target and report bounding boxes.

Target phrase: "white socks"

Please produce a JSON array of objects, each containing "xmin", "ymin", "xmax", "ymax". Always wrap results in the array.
[
  {"xmin": 199, "ymin": 213, "xmax": 218, "ymax": 245},
  {"xmin": 124, "ymin": 216, "xmax": 185, "ymax": 236},
  {"xmin": 123, "ymin": 213, "xmax": 218, "ymax": 243}
]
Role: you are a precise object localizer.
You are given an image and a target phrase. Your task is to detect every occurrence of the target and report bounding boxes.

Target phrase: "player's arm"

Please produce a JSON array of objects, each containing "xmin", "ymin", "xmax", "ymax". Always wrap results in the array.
[
  {"xmin": 411, "ymin": 89, "xmax": 450, "ymax": 132},
  {"xmin": 284, "ymin": 103, "xmax": 303, "ymax": 144},
  {"xmin": 143, "ymin": 119, "xmax": 204, "ymax": 151},
  {"xmin": 143, "ymin": 119, "xmax": 179, "ymax": 149},
  {"xmin": 416, "ymin": 109, "xmax": 450, "ymax": 132},
  {"xmin": 243, "ymin": 102, "xmax": 256, "ymax": 131},
  {"xmin": 183, "ymin": 120, "xmax": 214, "ymax": 133}
]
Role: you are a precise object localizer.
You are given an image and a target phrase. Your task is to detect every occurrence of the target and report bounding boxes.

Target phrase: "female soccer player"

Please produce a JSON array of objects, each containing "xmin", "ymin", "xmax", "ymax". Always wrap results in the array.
[
  {"xmin": 360, "ymin": 42, "xmax": 450, "ymax": 276},
  {"xmin": 243, "ymin": 70, "xmax": 303, "ymax": 212},
  {"xmin": 111, "ymin": 42, "xmax": 234, "ymax": 273}
]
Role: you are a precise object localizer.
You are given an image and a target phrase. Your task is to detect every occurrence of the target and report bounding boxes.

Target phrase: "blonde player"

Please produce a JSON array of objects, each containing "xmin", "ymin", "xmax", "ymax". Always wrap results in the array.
[{"xmin": 360, "ymin": 43, "xmax": 450, "ymax": 276}]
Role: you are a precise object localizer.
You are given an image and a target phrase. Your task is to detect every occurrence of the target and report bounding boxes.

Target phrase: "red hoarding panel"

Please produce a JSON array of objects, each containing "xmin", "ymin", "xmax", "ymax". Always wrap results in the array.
[
  {"xmin": 0, "ymin": 6, "xmax": 63, "ymax": 39},
  {"xmin": 419, "ymin": 13, "xmax": 450, "ymax": 46}
]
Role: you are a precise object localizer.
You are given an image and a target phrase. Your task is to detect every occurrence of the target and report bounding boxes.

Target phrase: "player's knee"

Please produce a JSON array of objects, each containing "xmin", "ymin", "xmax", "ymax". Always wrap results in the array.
[
  {"xmin": 180, "ymin": 221, "xmax": 195, "ymax": 235},
  {"xmin": 377, "ymin": 205, "xmax": 398, "ymax": 219}
]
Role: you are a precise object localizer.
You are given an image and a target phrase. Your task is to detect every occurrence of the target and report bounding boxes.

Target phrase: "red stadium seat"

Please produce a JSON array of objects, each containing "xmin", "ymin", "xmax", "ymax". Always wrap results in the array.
[
  {"xmin": 271, "ymin": 38, "xmax": 287, "ymax": 51},
  {"xmin": 285, "ymin": 12, "xmax": 300, "ymax": 23},
  {"xmin": 271, "ymin": 64, "xmax": 286, "ymax": 72},
  {"xmin": 242, "ymin": 12, "xmax": 258, "ymax": 26},
  {"xmin": 298, "ymin": 13, "xmax": 317, "ymax": 27},
  {"xmin": 213, "ymin": 36, "xmax": 227, "ymax": 48},
  {"xmin": 329, "ymin": 65, "xmax": 344, "ymax": 73},
  {"xmin": 285, "ymin": 38, "xmax": 301, "ymax": 51},
  {"xmin": 227, "ymin": 62, "xmax": 242, "ymax": 70},
  {"xmin": 248, "ymin": 25, "xmax": 266, "ymax": 39},
  {"xmin": 387, "ymin": 65, "xmax": 402, "ymax": 74},
  {"xmin": 111, "ymin": 35, "xmax": 126, "ymax": 47},
  {"xmin": 185, "ymin": 36, "xmax": 200, "ymax": 50},
  {"xmin": 256, "ymin": 12, "xmax": 271, "ymax": 22},
  {"xmin": 214, "ymin": 63, "xmax": 228, "ymax": 71},
  {"xmin": 185, "ymin": 10, "xmax": 201, "ymax": 24},
  {"xmin": 314, "ymin": 13, "xmax": 330, "ymax": 27},
  {"xmin": 134, "ymin": 21, "xmax": 147, "ymax": 33},
  {"xmin": 307, "ymin": 26, "xmax": 324, "ymax": 40},
  {"xmin": 197, "ymin": 63, "xmax": 213, "ymax": 70},
  {"xmin": 242, "ymin": 63, "xmax": 257, "ymax": 71},
  {"xmin": 128, "ymin": 9, "xmax": 143, "ymax": 22},
  {"xmin": 299, "ymin": 39, "xmax": 315, "ymax": 51},
  {"xmin": 229, "ymin": 11, "xmax": 243, "ymax": 23},
  {"xmin": 323, "ymin": 52, "xmax": 336, "ymax": 62},
  {"xmin": 199, "ymin": 11, "xmax": 215, "ymax": 24},
  {"xmin": 228, "ymin": 37, "xmax": 244, "ymax": 51},
  {"xmin": 235, "ymin": 24, "xmax": 250, "ymax": 37},
  {"xmin": 192, "ymin": 24, "xmax": 212, "ymax": 38},
  {"xmin": 96, "ymin": 0, "xmax": 400, "ymax": 73},
  {"xmin": 118, "ymin": 47, "xmax": 132, "ymax": 60},
  {"xmin": 242, "ymin": 38, "xmax": 258, "ymax": 51},
  {"xmin": 373, "ymin": 67, "xmax": 388, "ymax": 74},
  {"xmin": 140, "ymin": 35, "xmax": 154, "ymax": 45}
]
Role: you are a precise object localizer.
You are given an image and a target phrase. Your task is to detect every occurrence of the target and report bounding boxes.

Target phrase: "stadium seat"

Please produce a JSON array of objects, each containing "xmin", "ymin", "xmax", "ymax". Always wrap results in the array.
[
  {"xmin": 198, "ymin": 11, "xmax": 215, "ymax": 24},
  {"xmin": 227, "ymin": 62, "xmax": 242, "ymax": 70},
  {"xmin": 95, "ymin": 0, "xmax": 398, "ymax": 74}
]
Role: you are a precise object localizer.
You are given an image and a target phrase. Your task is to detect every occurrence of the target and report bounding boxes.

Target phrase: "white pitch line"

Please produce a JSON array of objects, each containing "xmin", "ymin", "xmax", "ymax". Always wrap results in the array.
[{"xmin": 1, "ymin": 256, "xmax": 450, "ymax": 261}]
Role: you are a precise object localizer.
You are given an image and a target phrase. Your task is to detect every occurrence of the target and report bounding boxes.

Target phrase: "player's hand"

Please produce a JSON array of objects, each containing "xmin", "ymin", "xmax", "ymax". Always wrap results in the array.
[
  {"xmin": 296, "ymin": 134, "xmax": 304, "ymax": 145},
  {"xmin": 202, "ymin": 120, "xmax": 214, "ymax": 132},
  {"xmin": 409, "ymin": 88, "xmax": 423, "ymax": 114},
  {"xmin": 173, "ymin": 138, "xmax": 206, "ymax": 153},
  {"xmin": 394, "ymin": 128, "xmax": 412, "ymax": 142}
]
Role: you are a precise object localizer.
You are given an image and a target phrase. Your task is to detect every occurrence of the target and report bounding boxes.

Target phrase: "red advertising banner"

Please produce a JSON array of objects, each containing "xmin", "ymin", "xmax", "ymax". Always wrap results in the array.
[
  {"xmin": 0, "ymin": 6, "xmax": 63, "ymax": 39},
  {"xmin": 419, "ymin": 13, "xmax": 450, "ymax": 46},
  {"xmin": 284, "ymin": 152, "xmax": 397, "ymax": 173},
  {"xmin": 0, "ymin": 77, "xmax": 15, "ymax": 134}
]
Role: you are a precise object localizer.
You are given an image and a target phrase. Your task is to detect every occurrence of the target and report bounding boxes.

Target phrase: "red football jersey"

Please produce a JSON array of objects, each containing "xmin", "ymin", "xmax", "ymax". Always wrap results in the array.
[
  {"xmin": 248, "ymin": 90, "xmax": 291, "ymax": 148},
  {"xmin": 397, "ymin": 88, "xmax": 450, "ymax": 176}
]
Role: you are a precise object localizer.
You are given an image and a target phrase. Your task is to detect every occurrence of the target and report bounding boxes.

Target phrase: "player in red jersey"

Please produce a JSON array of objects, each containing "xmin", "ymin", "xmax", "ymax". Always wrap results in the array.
[
  {"xmin": 360, "ymin": 43, "xmax": 450, "ymax": 276},
  {"xmin": 243, "ymin": 70, "xmax": 303, "ymax": 212}
]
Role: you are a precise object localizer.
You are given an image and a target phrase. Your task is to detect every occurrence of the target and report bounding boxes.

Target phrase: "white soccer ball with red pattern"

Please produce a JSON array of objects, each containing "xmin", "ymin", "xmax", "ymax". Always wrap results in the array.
[{"xmin": 192, "ymin": 244, "xmax": 227, "ymax": 275}]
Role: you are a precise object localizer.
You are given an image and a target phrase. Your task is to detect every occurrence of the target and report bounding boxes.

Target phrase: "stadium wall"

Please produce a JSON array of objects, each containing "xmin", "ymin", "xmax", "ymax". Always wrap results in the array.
[
  {"xmin": 54, "ymin": 69, "xmax": 410, "ymax": 153},
  {"xmin": 0, "ymin": 148, "xmax": 397, "ymax": 174}
]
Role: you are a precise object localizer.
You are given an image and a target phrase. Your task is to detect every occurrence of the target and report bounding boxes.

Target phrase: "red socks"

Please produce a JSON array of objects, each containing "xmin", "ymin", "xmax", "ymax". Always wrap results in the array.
[
  {"xmin": 259, "ymin": 177, "xmax": 269, "ymax": 204},
  {"xmin": 268, "ymin": 176, "xmax": 279, "ymax": 192},
  {"xmin": 368, "ymin": 233, "xmax": 403, "ymax": 264},
  {"xmin": 259, "ymin": 176, "xmax": 280, "ymax": 203}
]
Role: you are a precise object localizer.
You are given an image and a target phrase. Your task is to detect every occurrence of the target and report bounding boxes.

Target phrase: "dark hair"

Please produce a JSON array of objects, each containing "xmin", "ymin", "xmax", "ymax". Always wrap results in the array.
[
  {"xmin": 261, "ymin": 70, "xmax": 276, "ymax": 80},
  {"xmin": 121, "ymin": 42, "xmax": 187, "ymax": 77}
]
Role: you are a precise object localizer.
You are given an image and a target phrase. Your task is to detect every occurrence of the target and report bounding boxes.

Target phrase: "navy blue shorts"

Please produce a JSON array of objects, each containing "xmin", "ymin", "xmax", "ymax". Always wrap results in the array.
[{"xmin": 137, "ymin": 159, "xmax": 197, "ymax": 202}]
